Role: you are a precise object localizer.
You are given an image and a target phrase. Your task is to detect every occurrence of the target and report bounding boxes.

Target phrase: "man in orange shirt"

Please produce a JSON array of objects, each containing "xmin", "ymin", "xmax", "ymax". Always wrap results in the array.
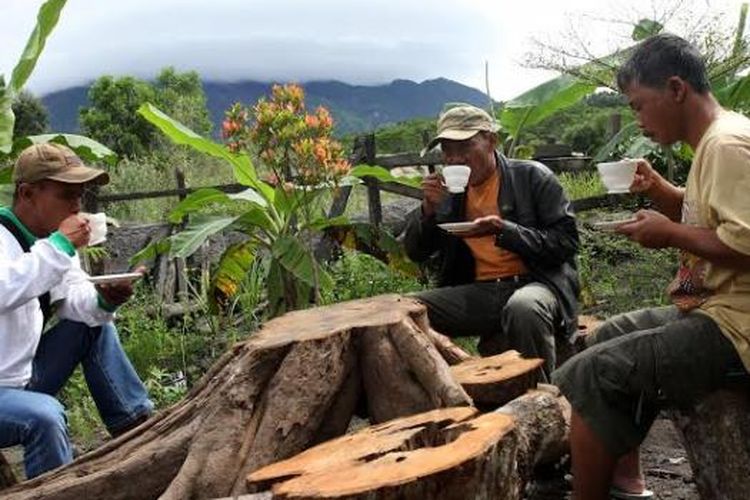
[{"xmin": 403, "ymin": 104, "xmax": 580, "ymax": 379}]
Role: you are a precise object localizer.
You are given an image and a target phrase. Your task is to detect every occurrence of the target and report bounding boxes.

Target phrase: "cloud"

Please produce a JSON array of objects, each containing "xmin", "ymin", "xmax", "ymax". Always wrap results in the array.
[{"xmin": 2, "ymin": 0, "xmax": 747, "ymax": 99}]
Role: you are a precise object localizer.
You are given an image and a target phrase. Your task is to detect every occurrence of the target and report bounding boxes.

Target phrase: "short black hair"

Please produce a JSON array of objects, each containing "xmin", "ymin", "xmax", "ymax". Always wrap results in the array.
[{"xmin": 617, "ymin": 33, "xmax": 710, "ymax": 93}]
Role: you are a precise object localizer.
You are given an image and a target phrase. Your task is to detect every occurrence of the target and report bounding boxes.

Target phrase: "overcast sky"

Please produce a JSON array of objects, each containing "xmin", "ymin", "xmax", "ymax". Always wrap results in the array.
[{"xmin": 1, "ymin": 0, "xmax": 746, "ymax": 100}]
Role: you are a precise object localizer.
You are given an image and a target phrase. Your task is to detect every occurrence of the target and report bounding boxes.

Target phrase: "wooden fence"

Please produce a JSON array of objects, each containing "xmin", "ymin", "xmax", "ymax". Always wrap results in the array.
[{"xmin": 84, "ymin": 133, "xmax": 634, "ymax": 222}]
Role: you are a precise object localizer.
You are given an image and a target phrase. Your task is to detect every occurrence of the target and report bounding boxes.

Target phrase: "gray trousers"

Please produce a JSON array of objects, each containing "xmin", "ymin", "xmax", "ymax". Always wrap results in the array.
[
  {"xmin": 414, "ymin": 279, "xmax": 560, "ymax": 379},
  {"xmin": 553, "ymin": 306, "xmax": 744, "ymax": 455}
]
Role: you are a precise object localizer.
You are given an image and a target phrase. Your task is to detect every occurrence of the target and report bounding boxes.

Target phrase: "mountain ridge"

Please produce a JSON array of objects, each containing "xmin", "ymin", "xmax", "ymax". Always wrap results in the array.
[{"xmin": 41, "ymin": 77, "xmax": 492, "ymax": 136}]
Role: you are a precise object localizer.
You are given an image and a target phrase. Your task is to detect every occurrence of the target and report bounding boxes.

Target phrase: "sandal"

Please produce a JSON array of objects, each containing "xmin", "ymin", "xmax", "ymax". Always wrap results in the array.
[{"xmin": 610, "ymin": 485, "xmax": 654, "ymax": 499}]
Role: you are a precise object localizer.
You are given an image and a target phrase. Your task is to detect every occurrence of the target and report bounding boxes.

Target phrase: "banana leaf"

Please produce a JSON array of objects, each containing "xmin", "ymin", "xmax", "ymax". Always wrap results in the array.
[
  {"xmin": 714, "ymin": 73, "xmax": 750, "ymax": 108},
  {"xmin": 13, "ymin": 134, "xmax": 117, "ymax": 166},
  {"xmin": 348, "ymin": 165, "xmax": 421, "ymax": 187},
  {"xmin": 232, "ymin": 207, "xmax": 277, "ymax": 235},
  {"xmin": 0, "ymin": 78, "xmax": 12, "ymax": 155},
  {"xmin": 168, "ymin": 187, "xmax": 266, "ymax": 224},
  {"xmin": 500, "ymin": 75, "xmax": 598, "ymax": 141},
  {"xmin": 325, "ymin": 222, "xmax": 419, "ymax": 276},
  {"xmin": 168, "ymin": 188, "xmax": 231, "ymax": 224},
  {"xmin": 138, "ymin": 103, "xmax": 274, "ymax": 202},
  {"xmin": 1, "ymin": 0, "xmax": 67, "ymax": 153},
  {"xmin": 9, "ymin": 0, "xmax": 67, "ymax": 95},
  {"xmin": 212, "ymin": 240, "xmax": 256, "ymax": 301},
  {"xmin": 593, "ymin": 121, "xmax": 640, "ymax": 162},
  {"xmin": 271, "ymin": 235, "xmax": 333, "ymax": 291},
  {"xmin": 169, "ymin": 215, "xmax": 239, "ymax": 259},
  {"xmin": 0, "ymin": 167, "xmax": 12, "ymax": 184}
]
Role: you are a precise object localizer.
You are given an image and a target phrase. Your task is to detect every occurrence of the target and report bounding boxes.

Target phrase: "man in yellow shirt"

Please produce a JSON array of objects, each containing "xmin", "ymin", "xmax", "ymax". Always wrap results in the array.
[
  {"xmin": 403, "ymin": 104, "xmax": 580, "ymax": 380},
  {"xmin": 554, "ymin": 33, "xmax": 750, "ymax": 500}
]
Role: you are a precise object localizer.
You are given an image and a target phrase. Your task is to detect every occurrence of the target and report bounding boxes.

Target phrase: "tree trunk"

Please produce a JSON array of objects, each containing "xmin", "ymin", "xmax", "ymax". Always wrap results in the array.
[
  {"xmin": 668, "ymin": 384, "xmax": 750, "ymax": 500},
  {"xmin": 247, "ymin": 407, "xmax": 520, "ymax": 499},
  {"xmin": 1, "ymin": 295, "xmax": 475, "ymax": 500},
  {"xmin": 450, "ymin": 350, "xmax": 544, "ymax": 410},
  {"xmin": 245, "ymin": 387, "xmax": 570, "ymax": 499}
]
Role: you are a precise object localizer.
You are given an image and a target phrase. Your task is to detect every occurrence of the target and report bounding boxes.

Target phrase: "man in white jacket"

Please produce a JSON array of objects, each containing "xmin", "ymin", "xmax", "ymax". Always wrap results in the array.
[{"xmin": 0, "ymin": 143, "xmax": 152, "ymax": 479}]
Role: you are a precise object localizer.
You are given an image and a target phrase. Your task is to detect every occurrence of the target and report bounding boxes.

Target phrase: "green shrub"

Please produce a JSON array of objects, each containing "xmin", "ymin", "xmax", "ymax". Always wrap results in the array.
[{"xmin": 323, "ymin": 250, "xmax": 425, "ymax": 303}]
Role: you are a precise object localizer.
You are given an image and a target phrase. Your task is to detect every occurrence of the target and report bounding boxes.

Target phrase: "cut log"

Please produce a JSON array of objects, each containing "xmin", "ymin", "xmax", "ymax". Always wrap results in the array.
[
  {"xmin": 0, "ymin": 451, "xmax": 17, "ymax": 490},
  {"xmin": 668, "ymin": 384, "xmax": 750, "ymax": 500},
  {"xmin": 495, "ymin": 384, "xmax": 571, "ymax": 482},
  {"xmin": 450, "ymin": 350, "xmax": 543, "ymax": 410},
  {"xmin": 1, "ymin": 295, "xmax": 472, "ymax": 500},
  {"xmin": 246, "ymin": 388, "xmax": 571, "ymax": 499},
  {"xmin": 246, "ymin": 407, "xmax": 520, "ymax": 499}
]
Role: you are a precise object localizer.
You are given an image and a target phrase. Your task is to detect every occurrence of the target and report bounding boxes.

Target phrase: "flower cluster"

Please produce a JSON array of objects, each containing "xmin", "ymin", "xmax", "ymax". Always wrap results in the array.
[
  {"xmin": 221, "ymin": 103, "xmax": 250, "ymax": 153},
  {"xmin": 220, "ymin": 84, "xmax": 350, "ymax": 185}
]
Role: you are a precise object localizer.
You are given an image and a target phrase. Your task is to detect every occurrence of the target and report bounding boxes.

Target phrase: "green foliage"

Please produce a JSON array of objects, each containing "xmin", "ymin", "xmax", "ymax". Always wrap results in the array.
[
  {"xmin": 80, "ymin": 76, "xmax": 159, "ymax": 158},
  {"xmin": 500, "ymin": 74, "xmax": 598, "ymax": 154},
  {"xmin": 12, "ymin": 91, "xmax": 48, "ymax": 137},
  {"xmin": 557, "ymin": 171, "xmax": 606, "ymax": 200},
  {"xmin": 576, "ymin": 216, "xmax": 677, "ymax": 316},
  {"xmin": 632, "ymin": 19, "xmax": 664, "ymax": 41},
  {"xmin": 0, "ymin": 0, "xmax": 67, "ymax": 154},
  {"xmin": 80, "ymin": 68, "xmax": 214, "ymax": 160},
  {"xmin": 342, "ymin": 118, "xmax": 437, "ymax": 154},
  {"xmin": 322, "ymin": 250, "xmax": 425, "ymax": 303},
  {"xmin": 154, "ymin": 67, "xmax": 213, "ymax": 137}
]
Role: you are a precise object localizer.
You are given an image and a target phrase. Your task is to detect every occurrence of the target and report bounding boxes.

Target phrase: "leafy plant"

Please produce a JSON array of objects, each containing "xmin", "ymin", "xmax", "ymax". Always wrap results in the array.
[
  {"xmin": 0, "ymin": 0, "xmax": 116, "ymax": 181},
  {"xmin": 133, "ymin": 85, "xmax": 413, "ymax": 317}
]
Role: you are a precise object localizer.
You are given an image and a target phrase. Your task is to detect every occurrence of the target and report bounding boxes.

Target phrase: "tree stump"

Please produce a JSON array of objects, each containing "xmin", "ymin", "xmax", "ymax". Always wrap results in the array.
[
  {"xmin": 246, "ymin": 387, "xmax": 571, "ymax": 499},
  {"xmin": 0, "ymin": 451, "xmax": 18, "ymax": 490},
  {"xmin": 450, "ymin": 350, "xmax": 543, "ymax": 410},
  {"xmin": 668, "ymin": 383, "xmax": 750, "ymax": 500},
  {"xmin": 1, "ymin": 295, "xmax": 473, "ymax": 500}
]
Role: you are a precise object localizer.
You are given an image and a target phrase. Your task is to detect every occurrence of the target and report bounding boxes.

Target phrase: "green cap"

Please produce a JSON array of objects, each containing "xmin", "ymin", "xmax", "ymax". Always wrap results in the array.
[{"xmin": 422, "ymin": 104, "xmax": 498, "ymax": 155}]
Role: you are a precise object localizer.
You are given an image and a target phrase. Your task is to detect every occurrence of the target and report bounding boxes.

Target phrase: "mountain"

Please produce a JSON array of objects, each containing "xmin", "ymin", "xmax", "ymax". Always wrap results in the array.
[{"xmin": 41, "ymin": 77, "xmax": 492, "ymax": 136}]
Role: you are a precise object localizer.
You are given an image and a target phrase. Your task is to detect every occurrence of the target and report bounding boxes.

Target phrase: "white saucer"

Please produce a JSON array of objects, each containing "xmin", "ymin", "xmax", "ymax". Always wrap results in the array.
[
  {"xmin": 591, "ymin": 218, "xmax": 637, "ymax": 231},
  {"xmin": 607, "ymin": 188, "xmax": 631, "ymax": 194},
  {"xmin": 88, "ymin": 272, "xmax": 143, "ymax": 285},
  {"xmin": 437, "ymin": 222, "xmax": 478, "ymax": 233}
]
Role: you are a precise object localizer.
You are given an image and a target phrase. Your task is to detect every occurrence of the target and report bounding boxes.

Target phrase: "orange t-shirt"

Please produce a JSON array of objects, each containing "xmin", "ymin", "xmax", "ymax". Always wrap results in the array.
[{"xmin": 463, "ymin": 171, "xmax": 528, "ymax": 280}]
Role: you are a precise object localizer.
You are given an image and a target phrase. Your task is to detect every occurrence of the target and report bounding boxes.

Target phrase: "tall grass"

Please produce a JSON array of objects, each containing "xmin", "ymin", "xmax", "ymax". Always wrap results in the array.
[{"xmin": 100, "ymin": 152, "xmax": 235, "ymax": 223}]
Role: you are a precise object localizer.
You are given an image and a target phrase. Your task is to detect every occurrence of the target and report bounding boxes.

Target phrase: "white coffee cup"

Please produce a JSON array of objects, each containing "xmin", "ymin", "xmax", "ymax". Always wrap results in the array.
[
  {"xmin": 81, "ymin": 212, "xmax": 107, "ymax": 246},
  {"xmin": 596, "ymin": 160, "xmax": 637, "ymax": 194},
  {"xmin": 441, "ymin": 165, "xmax": 471, "ymax": 193}
]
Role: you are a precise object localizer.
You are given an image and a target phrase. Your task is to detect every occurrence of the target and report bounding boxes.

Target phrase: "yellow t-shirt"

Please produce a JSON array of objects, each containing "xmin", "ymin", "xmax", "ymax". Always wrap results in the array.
[
  {"xmin": 670, "ymin": 110, "xmax": 750, "ymax": 371},
  {"xmin": 464, "ymin": 171, "xmax": 528, "ymax": 280}
]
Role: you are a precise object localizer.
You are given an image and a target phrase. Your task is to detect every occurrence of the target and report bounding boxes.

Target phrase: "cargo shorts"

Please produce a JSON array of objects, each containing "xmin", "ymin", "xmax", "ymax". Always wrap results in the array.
[{"xmin": 553, "ymin": 306, "xmax": 745, "ymax": 456}]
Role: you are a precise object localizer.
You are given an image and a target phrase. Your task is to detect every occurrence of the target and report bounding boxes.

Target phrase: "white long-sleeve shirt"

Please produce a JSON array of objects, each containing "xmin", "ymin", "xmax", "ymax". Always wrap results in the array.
[{"xmin": 0, "ymin": 208, "xmax": 115, "ymax": 387}]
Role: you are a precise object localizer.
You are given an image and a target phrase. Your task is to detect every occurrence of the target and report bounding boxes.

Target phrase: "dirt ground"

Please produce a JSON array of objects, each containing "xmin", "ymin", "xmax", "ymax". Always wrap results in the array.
[{"xmin": 527, "ymin": 417, "xmax": 699, "ymax": 500}]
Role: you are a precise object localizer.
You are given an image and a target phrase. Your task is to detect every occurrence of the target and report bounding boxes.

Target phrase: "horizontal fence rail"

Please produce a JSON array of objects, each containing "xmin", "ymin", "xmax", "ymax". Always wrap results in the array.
[{"xmin": 87, "ymin": 134, "xmax": 627, "ymax": 220}]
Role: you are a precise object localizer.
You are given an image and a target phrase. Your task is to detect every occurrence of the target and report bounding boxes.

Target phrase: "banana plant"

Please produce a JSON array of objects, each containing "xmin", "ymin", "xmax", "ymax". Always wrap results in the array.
[
  {"xmin": 133, "ymin": 103, "xmax": 415, "ymax": 317},
  {"xmin": 0, "ymin": 0, "xmax": 115, "ymax": 181},
  {"xmin": 594, "ymin": 6, "xmax": 750, "ymax": 169}
]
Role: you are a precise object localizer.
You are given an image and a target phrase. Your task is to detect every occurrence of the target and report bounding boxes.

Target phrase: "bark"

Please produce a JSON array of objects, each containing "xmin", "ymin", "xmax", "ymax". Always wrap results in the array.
[
  {"xmin": 0, "ymin": 451, "xmax": 18, "ymax": 489},
  {"xmin": 1, "ymin": 295, "xmax": 473, "ymax": 500},
  {"xmin": 246, "ymin": 407, "xmax": 520, "ymax": 499},
  {"xmin": 668, "ymin": 385, "xmax": 750, "ymax": 500},
  {"xmin": 245, "ymin": 388, "xmax": 571, "ymax": 499},
  {"xmin": 450, "ymin": 350, "xmax": 544, "ymax": 410}
]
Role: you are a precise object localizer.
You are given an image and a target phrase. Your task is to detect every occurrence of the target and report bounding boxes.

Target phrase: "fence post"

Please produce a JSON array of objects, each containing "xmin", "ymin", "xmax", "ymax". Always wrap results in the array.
[
  {"xmin": 421, "ymin": 130, "xmax": 436, "ymax": 174},
  {"xmin": 173, "ymin": 167, "xmax": 189, "ymax": 303},
  {"xmin": 608, "ymin": 113, "xmax": 622, "ymax": 139},
  {"xmin": 83, "ymin": 185, "xmax": 100, "ymax": 214},
  {"xmin": 364, "ymin": 134, "xmax": 382, "ymax": 227}
]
